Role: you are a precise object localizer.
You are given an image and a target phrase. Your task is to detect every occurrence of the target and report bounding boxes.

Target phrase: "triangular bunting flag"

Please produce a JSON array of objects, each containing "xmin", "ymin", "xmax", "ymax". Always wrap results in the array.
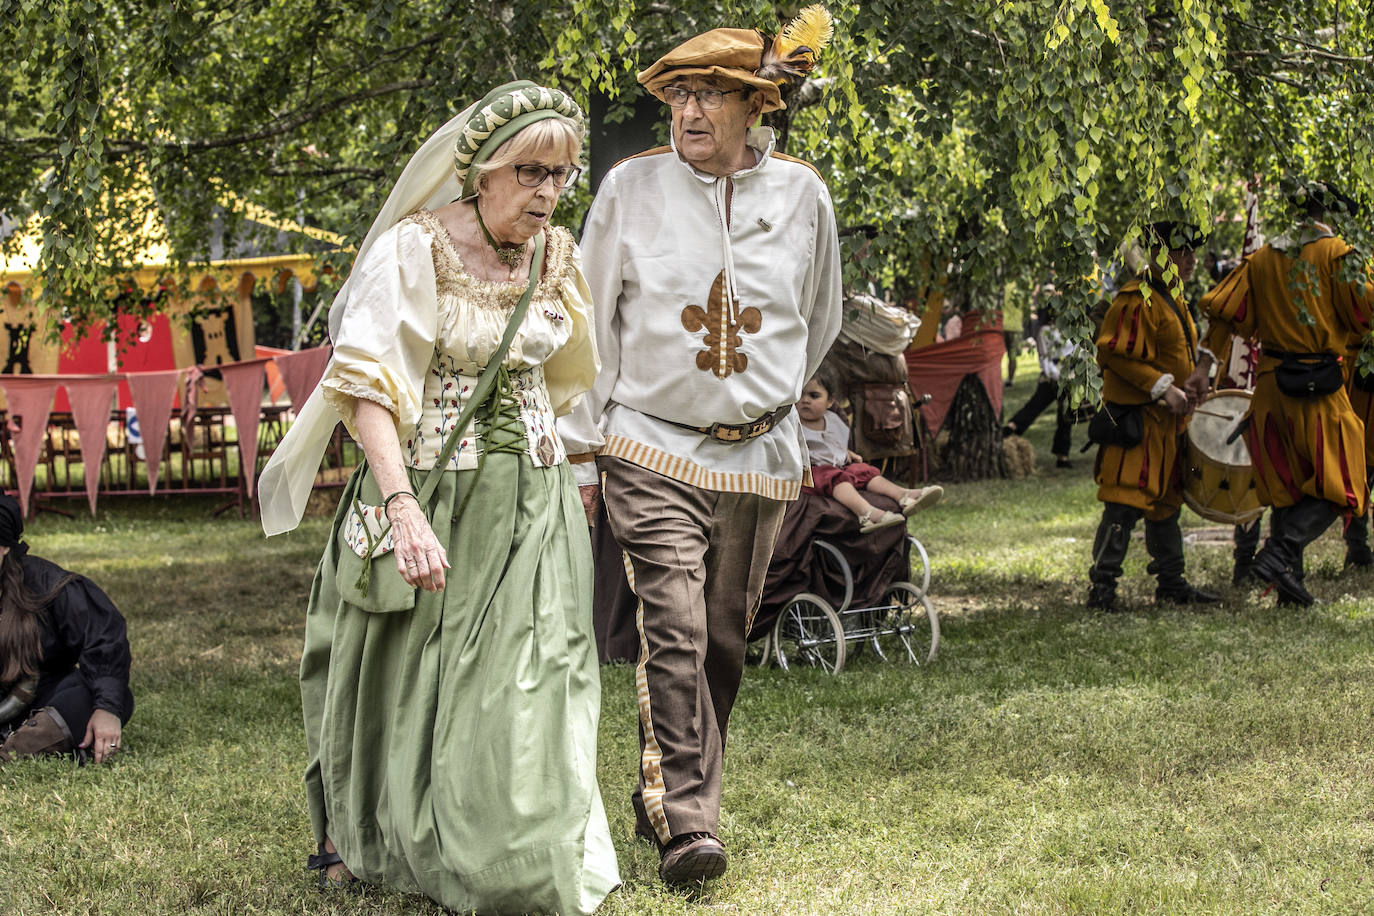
[
  {"xmin": 124, "ymin": 369, "xmax": 181, "ymax": 495},
  {"xmin": 63, "ymin": 377, "xmax": 119, "ymax": 515},
  {"xmin": 0, "ymin": 377, "xmax": 59, "ymax": 516},
  {"xmin": 274, "ymin": 346, "xmax": 332, "ymax": 414},
  {"xmin": 218, "ymin": 359, "xmax": 270, "ymax": 499}
]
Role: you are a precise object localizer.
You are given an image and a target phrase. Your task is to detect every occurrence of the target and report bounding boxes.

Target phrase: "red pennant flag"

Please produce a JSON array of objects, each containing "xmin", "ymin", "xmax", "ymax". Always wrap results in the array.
[
  {"xmin": 62, "ymin": 377, "xmax": 119, "ymax": 515},
  {"xmin": 218, "ymin": 359, "xmax": 270, "ymax": 499},
  {"xmin": 0, "ymin": 377, "xmax": 60, "ymax": 516},
  {"xmin": 273, "ymin": 346, "xmax": 332, "ymax": 413},
  {"xmin": 124, "ymin": 369, "xmax": 181, "ymax": 494}
]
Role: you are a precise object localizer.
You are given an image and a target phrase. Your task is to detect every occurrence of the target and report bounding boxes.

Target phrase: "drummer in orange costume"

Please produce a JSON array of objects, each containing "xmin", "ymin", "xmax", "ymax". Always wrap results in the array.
[
  {"xmin": 1086, "ymin": 221, "xmax": 1221, "ymax": 611},
  {"xmin": 1199, "ymin": 181, "xmax": 1373, "ymax": 605}
]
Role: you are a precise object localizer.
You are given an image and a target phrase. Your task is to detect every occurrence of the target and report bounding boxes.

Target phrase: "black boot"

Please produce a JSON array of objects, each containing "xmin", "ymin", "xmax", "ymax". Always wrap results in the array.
[
  {"xmin": 1146, "ymin": 512, "xmax": 1220, "ymax": 605},
  {"xmin": 1087, "ymin": 502, "xmax": 1140, "ymax": 611},
  {"xmin": 1232, "ymin": 516, "xmax": 1262, "ymax": 585},
  {"xmin": 1344, "ymin": 510, "xmax": 1373, "ymax": 569},
  {"xmin": 1250, "ymin": 498, "xmax": 1339, "ymax": 607}
]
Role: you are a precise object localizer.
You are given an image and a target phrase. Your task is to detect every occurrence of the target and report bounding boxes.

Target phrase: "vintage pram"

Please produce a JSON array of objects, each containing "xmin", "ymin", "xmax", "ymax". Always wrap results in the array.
[
  {"xmin": 744, "ymin": 293, "xmax": 937, "ymax": 675},
  {"xmin": 746, "ymin": 488, "xmax": 938, "ymax": 675}
]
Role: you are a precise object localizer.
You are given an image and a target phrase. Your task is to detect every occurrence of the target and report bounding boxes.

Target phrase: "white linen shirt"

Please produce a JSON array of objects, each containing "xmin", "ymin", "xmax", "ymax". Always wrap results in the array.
[
  {"xmin": 801, "ymin": 410, "xmax": 852, "ymax": 468},
  {"xmin": 557, "ymin": 127, "xmax": 843, "ymax": 500}
]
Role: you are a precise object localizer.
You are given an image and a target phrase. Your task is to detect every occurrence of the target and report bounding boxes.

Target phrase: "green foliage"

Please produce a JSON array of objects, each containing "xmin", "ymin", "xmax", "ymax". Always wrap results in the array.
[{"xmin": 1, "ymin": 1, "xmax": 1370, "ymax": 365}]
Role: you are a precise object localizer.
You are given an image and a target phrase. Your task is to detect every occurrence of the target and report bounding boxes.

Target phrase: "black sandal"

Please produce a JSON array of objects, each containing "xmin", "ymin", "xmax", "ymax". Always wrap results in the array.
[{"xmin": 306, "ymin": 842, "xmax": 360, "ymax": 892}]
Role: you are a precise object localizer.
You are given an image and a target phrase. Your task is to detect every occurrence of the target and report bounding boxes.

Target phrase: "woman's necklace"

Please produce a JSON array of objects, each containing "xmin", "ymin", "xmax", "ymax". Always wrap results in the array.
[{"xmin": 474, "ymin": 202, "xmax": 527, "ymax": 280}]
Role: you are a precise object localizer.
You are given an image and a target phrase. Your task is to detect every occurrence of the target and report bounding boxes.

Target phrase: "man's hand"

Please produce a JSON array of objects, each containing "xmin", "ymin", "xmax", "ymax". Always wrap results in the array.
[
  {"xmin": 579, "ymin": 484, "xmax": 601, "ymax": 526},
  {"xmin": 1161, "ymin": 385, "xmax": 1191, "ymax": 416},
  {"xmin": 1182, "ymin": 364, "xmax": 1212, "ymax": 407}
]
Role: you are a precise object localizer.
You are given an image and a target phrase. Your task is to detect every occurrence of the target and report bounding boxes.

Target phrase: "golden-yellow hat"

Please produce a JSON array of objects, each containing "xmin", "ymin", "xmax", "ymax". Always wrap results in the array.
[
  {"xmin": 637, "ymin": 29, "xmax": 783, "ymax": 112},
  {"xmin": 637, "ymin": 6, "xmax": 834, "ymax": 114}
]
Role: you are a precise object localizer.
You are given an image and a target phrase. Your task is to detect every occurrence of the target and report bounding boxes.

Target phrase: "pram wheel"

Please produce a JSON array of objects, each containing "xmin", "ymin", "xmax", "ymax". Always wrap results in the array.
[
  {"xmin": 907, "ymin": 535, "xmax": 932, "ymax": 599},
  {"xmin": 772, "ymin": 593, "xmax": 846, "ymax": 674},
  {"xmin": 869, "ymin": 582, "xmax": 940, "ymax": 665}
]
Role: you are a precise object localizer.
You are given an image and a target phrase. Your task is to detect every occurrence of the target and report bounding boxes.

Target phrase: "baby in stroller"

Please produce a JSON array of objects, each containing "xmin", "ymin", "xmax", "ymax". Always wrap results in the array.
[{"xmin": 799, "ymin": 367, "xmax": 943, "ymax": 533}]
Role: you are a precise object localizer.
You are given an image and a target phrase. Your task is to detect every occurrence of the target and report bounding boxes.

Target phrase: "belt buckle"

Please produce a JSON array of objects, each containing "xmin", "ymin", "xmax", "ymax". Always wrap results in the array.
[{"xmin": 711, "ymin": 423, "xmax": 743, "ymax": 442}]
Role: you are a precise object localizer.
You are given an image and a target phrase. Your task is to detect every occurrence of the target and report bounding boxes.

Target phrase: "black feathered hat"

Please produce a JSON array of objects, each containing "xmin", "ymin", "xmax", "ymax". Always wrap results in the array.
[{"xmin": 1287, "ymin": 179, "xmax": 1362, "ymax": 219}]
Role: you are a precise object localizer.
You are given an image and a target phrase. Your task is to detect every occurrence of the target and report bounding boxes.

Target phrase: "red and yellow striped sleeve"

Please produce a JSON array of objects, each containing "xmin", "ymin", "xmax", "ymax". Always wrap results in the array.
[{"xmin": 1200, "ymin": 259, "xmax": 1255, "ymax": 356}]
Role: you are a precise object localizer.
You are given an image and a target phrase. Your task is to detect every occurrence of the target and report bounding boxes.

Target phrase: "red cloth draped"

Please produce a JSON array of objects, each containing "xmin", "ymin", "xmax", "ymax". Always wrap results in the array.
[
  {"xmin": 125, "ymin": 369, "xmax": 182, "ymax": 494},
  {"xmin": 63, "ymin": 377, "xmax": 119, "ymax": 514},
  {"xmin": 273, "ymin": 346, "xmax": 332, "ymax": 411},
  {"xmin": 905, "ymin": 327, "xmax": 1007, "ymax": 436},
  {"xmin": 0, "ymin": 377, "xmax": 59, "ymax": 516},
  {"xmin": 218, "ymin": 359, "xmax": 270, "ymax": 499}
]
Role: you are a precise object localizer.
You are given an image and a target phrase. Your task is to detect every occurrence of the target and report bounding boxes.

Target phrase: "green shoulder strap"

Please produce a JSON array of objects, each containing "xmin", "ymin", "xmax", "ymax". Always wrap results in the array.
[
  {"xmin": 414, "ymin": 230, "xmax": 546, "ymax": 505},
  {"xmin": 352, "ymin": 228, "xmax": 547, "ymax": 578}
]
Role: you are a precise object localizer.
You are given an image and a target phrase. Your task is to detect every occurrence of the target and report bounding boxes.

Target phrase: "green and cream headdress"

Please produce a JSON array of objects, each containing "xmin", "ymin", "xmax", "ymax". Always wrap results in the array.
[{"xmin": 453, "ymin": 81, "xmax": 583, "ymax": 199}]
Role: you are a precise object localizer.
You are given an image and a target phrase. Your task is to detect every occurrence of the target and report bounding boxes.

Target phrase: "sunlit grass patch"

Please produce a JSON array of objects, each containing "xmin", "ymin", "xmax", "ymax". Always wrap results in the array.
[{"xmin": 2, "ymin": 395, "xmax": 1372, "ymax": 914}]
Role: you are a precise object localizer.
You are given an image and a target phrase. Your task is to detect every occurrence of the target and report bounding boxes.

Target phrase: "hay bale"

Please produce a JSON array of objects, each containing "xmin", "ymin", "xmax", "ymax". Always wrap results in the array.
[
  {"xmin": 1001, "ymin": 434, "xmax": 1037, "ymax": 479},
  {"xmin": 304, "ymin": 486, "xmax": 342, "ymax": 518}
]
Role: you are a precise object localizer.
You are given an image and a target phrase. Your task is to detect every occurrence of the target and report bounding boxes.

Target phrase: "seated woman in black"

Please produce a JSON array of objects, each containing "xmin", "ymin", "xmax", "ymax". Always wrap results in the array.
[{"xmin": 0, "ymin": 494, "xmax": 132, "ymax": 764}]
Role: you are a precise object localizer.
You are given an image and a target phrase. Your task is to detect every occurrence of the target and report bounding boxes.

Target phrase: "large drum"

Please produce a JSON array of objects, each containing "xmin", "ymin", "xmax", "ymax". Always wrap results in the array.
[{"xmin": 1183, "ymin": 389, "xmax": 1263, "ymax": 525}]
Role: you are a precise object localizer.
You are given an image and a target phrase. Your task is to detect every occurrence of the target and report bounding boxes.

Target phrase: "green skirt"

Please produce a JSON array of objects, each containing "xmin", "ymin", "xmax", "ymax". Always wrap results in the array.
[{"xmin": 300, "ymin": 453, "xmax": 620, "ymax": 914}]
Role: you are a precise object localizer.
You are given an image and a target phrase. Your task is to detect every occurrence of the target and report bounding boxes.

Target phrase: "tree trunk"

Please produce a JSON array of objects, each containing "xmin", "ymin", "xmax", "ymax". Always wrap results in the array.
[{"xmin": 941, "ymin": 373, "xmax": 1005, "ymax": 481}]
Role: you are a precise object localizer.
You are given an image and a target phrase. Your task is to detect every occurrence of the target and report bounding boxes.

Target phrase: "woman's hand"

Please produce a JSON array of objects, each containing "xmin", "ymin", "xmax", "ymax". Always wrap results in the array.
[
  {"xmin": 388, "ymin": 496, "xmax": 450, "ymax": 591},
  {"xmin": 350, "ymin": 401, "xmax": 450, "ymax": 592},
  {"xmin": 80, "ymin": 709, "xmax": 122, "ymax": 764}
]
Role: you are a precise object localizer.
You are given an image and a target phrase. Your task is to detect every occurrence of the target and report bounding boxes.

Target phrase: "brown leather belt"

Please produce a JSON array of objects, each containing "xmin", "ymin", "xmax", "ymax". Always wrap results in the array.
[{"xmin": 660, "ymin": 405, "xmax": 793, "ymax": 442}]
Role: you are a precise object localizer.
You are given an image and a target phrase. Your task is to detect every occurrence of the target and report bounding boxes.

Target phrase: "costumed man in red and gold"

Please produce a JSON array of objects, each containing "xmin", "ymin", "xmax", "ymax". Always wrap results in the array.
[
  {"xmin": 1198, "ymin": 181, "xmax": 1373, "ymax": 605},
  {"xmin": 557, "ymin": 8, "xmax": 842, "ymax": 885},
  {"xmin": 1087, "ymin": 222, "xmax": 1221, "ymax": 611}
]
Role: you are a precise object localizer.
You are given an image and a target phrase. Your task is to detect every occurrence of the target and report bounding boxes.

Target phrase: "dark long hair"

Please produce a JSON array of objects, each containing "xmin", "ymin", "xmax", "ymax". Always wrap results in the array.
[{"xmin": 0, "ymin": 550, "xmax": 74, "ymax": 684}]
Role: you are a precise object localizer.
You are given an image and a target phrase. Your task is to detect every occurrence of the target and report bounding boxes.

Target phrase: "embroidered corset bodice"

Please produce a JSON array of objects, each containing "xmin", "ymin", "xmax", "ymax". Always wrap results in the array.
[{"xmin": 402, "ymin": 209, "xmax": 577, "ymax": 471}]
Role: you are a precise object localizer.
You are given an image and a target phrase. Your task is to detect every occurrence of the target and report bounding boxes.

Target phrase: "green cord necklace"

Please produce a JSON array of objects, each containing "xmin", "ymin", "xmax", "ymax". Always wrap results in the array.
[{"xmin": 474, "ymin": 202, "xmax": 527, "ymax": 277}]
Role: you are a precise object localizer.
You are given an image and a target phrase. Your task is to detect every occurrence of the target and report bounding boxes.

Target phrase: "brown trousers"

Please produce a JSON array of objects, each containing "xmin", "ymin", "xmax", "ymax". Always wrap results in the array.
[{"xmin": 599, "ymin": 457, "xmax": 786, "ymax": 844}]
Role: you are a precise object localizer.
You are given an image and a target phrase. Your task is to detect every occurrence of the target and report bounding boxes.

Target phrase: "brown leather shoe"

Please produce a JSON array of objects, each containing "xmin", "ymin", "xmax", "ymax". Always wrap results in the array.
[
  {"xmin": 0, "ymin": 707, "xmax": 73, "ymax": 763},
  {"xmin": 658, "ymin": 833, "xmax": 727, "ymax": 884}
]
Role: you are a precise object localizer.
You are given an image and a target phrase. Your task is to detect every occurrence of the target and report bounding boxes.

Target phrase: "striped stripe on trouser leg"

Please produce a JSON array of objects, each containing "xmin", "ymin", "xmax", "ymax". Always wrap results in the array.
[{"xmin": 600, "ymin": 457, "xmax": 784, "ymax": 844}]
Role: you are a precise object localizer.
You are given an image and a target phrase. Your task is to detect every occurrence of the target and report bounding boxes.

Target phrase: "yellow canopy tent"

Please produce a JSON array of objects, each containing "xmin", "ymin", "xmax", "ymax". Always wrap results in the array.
[{"xmin": 0, "ymin": 182, "xmax": 345, "ymax": 406}]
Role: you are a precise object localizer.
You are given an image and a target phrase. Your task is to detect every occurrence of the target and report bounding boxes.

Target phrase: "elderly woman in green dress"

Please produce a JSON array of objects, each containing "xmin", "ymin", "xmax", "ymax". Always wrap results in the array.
[{"xmin": 259, "ymin": 81, "xmax": 619, "ymax": 914}]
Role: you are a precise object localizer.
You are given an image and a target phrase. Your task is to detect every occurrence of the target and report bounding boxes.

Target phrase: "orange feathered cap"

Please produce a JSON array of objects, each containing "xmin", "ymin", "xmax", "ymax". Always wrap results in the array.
[{"xmin": 637, "ymin": 29, "xmax": 785, "ymax": 113}]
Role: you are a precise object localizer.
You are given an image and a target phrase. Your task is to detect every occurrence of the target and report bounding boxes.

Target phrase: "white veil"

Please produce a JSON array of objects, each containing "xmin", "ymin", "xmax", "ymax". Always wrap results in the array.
[{"xmin": 258, "ymin": 101, "xmax": 480, "ymax": 536}]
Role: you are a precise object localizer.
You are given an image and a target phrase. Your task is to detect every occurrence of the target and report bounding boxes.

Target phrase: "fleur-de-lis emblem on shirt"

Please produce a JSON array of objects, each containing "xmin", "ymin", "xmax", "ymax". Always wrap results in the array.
[{"xmin": 681, "ymin": 270, "xmax": 762, "ymax": 379}]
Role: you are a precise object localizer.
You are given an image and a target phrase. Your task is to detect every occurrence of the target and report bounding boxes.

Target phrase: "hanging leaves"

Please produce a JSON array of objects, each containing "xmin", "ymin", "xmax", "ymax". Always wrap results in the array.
[{"xmin": 0, "ymin": 0, "xmax": 1368, "ymax": 358}]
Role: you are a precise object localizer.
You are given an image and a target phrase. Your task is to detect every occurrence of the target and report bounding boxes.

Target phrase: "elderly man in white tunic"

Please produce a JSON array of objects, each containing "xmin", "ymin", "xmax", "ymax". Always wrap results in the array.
[{"xmin": 558, "ymin": 9, "xmax": 843, "ymax": 886}]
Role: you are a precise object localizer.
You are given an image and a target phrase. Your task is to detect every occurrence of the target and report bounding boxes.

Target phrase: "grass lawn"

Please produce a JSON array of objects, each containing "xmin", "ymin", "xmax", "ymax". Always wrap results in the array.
[{"xmin": 2, "ymin": 363, "xmax": 1372, "ymax": 914}]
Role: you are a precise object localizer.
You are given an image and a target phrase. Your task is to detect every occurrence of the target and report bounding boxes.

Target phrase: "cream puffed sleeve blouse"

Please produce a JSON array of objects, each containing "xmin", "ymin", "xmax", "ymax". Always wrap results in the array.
[{"xmin": 320, "ymin": 208, "xmax": 598, "ymax": 471}]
